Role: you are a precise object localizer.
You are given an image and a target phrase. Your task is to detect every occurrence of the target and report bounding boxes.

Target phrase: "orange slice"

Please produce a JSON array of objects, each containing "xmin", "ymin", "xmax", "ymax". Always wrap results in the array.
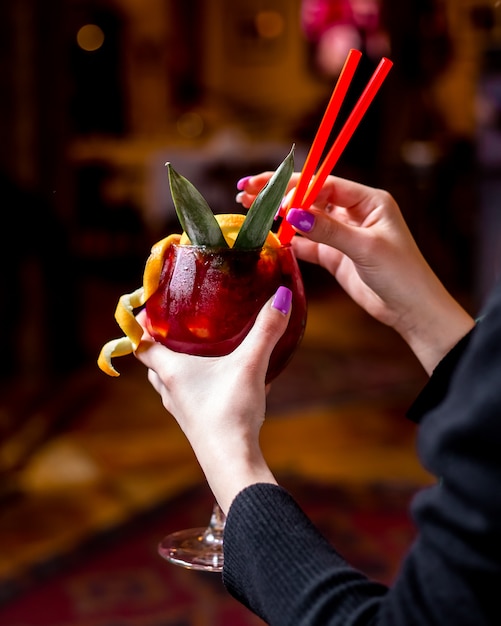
[{"xmin": 97, "ymin": 215, "xmax": 281, "ymax": 376}]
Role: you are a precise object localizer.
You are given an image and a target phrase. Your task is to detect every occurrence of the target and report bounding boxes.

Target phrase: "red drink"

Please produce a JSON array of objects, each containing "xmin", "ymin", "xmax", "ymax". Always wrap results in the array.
[{"xmin": 145, "ymin": 243, "xmax": 307, "ymax": 383}]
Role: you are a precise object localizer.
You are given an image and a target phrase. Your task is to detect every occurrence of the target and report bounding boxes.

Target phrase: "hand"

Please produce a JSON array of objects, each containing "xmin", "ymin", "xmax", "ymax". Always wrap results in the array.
[
  {"xmin": 237, "ymin": 174, "xmax": 474, "ymax": 374},
  {"xmin": 134, "ymin": 288, "xmax": 292, "ymax": 513}
]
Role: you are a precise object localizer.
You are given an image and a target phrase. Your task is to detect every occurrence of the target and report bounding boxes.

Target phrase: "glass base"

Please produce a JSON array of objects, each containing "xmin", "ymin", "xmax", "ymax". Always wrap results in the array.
[{"xmin": 158, "ymin": 526, "xmax": 224, "ymax": 572}]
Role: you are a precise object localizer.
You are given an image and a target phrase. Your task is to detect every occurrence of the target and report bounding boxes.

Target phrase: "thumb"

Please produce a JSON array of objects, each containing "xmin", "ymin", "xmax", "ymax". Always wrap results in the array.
[
  {"xmin": 235, "ymin": 286, "xmax": 292, "ymax": 369},
  {"xmin": 286, "ymin": 207, "xmax": 366, "ymax": 261}
]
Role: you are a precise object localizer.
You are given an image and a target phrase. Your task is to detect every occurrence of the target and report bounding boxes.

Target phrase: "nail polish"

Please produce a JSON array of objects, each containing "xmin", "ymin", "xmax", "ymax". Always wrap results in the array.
[
  {"xmin": 272, "ymin": 286, "xmax": 292, "ymax": 315},
  {"xmin": 286, "ymin": 208, "xmax": 315, "ymax": 233},
  {"xmin": 236, "ymin": 176, "xmax": 252, "ymax": 191}
]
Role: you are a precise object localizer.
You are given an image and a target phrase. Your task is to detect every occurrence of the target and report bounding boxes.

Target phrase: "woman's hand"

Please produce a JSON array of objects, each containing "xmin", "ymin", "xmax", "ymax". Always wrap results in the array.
[
  {"xmin": 134, "ymin": 288, "xmax": 292, "ymax": 513},
  {"xmin": 237, "ymin": 174, "xmax": 475, "ymax": 374}
]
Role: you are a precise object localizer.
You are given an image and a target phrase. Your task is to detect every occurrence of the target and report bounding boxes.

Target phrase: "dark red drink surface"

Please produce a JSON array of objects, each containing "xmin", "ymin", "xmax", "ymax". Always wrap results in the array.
[{"xmin": 145, "ymin": 243, "xmax": 307, "ymax": 382}]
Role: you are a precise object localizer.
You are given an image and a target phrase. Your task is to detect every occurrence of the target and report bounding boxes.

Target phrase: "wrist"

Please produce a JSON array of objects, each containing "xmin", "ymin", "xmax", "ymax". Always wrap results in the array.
[
  {"xmin": 195, "ymin": 435, "xmax": 277, "ymax": 515},
  {"xmin": 396, "ymin": 278, "xmax": 475, "ymax": 375}
]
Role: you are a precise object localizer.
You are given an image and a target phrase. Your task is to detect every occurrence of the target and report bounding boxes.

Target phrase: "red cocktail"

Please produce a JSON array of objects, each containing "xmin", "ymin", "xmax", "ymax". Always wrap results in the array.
[{"xmin": 144, "ymin": 242, "xmax": 306, "ymax": 383}]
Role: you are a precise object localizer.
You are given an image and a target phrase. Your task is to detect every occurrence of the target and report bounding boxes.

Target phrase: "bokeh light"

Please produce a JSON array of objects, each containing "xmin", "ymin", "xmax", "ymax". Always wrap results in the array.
[
  {"xmin": 176, "ymin": 111, "xmax": 205, "ymax": 139},
  {"xmin": 255, "ymin": 10, "xmax": 284, "ymax": 40},
  {"xmin": 76, "ymin": 24, "xmax": 105, "ymax": 52}
]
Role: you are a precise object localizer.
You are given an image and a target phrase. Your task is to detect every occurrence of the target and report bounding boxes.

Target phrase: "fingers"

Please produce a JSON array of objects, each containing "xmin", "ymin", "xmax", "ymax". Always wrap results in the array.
[
  {"xmin": 239, "ymin": 287, "xmax": 291, "ymax": 350},
  {"xmin": 134, "ymin": 286, "xmax": 292, "ymax": 384},
  {"xmin": 283, "ymin": 177, "xmax": 400, "ymax": 265},
  {"xmin": 133, "ymin": 310, "xmax": 186, "ymax": 376},
  {"xmin": 237, "ymin": 172, "xmax": 300, "ymax": 194},
  {"xmin": 147, "ymin": 367, "xmax": 163, "ymax": 395},
  {"xmin": 233, "ymin": 286, "xmax": 292, "ymax": 377},
  {"xmin": 286, "ymin": 206, "xmax": 369, "ymax": 264},
  {"xmin": 134, "ymin": 335, "xmax": 170, "ymax": 373},
  {"xmin": 236, "ymin": 172, "xmax": 383, "ymax": 212},
  {"xmin": 147, "ymin": 367, "xmax": 175, "ymax": 414},
  {"xmin": 236, "ymin": 173, "xmax": 394, "ymax": 244},
  {"xmin": 236, "ymin": 172, "xmax": 300, "ymax": 209},
  {"xmin": 291, "ymin": 235, "xmax": 343, "ymax": 272},
  {"xmin": 310, "ymin": 175, "xmax": 377, "ymax": 210}
]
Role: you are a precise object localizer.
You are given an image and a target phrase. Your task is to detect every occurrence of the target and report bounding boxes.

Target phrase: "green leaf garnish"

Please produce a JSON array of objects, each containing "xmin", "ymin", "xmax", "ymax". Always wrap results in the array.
[
  {"xmin": 167, "ymin": 163, "xmax": 229, "ymax": 248},
  {"xmin": 234, "ymin": 146, "xmax": 294, "ymax": 250}
]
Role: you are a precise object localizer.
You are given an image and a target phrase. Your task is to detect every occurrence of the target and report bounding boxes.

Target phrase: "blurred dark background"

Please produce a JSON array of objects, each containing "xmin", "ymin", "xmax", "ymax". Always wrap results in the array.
[
  {"xmin": 1, "ymin": 0, "xmax": 501, "ymax": 621},
  {"xmin": 2, "ymin": 0, "xmax": 498, "ymax": 380},
  {"xmin": 1, "ymin": 0, "xmax": 497, "ymax": 377}
]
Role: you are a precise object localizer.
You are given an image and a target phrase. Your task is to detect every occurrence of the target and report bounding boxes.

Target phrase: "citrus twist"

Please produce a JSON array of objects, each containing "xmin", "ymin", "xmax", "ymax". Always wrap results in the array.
[{"xmin": 97, "ymin": 214, "xmax": 281, "ymax": 376}]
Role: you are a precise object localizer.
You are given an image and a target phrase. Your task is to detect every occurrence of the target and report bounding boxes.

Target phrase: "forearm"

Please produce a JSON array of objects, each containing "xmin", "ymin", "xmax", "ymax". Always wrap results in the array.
[
  {"xmin": 193, "ymin": 435, "xmax": 278, "ymax": 515},
  {"xmin": 393, "ymin": 267, "xmax": 475, "ymax": 375}
]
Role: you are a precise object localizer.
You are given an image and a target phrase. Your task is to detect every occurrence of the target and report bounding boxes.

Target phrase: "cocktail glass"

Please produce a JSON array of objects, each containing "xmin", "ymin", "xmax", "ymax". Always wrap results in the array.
[{"xmin": 149, "ymin": 242, "xmax": 307, "ymax": 571}]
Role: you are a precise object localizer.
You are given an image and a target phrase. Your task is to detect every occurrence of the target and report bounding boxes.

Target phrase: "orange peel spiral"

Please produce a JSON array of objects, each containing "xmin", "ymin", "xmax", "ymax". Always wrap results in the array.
[
  {"xmin": 97, "ymin": 215, "xmax": 281, "ymax": 377},
  {"xmin": 97, "ymin": 233, "xmax": 180, "ymax": 376}
]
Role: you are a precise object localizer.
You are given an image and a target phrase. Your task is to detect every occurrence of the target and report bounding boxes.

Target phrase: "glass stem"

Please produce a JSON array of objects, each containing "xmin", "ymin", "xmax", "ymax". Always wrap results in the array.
[{"xmin": 202, "ymin": 502, "xmax": 226, "ymax": 546}]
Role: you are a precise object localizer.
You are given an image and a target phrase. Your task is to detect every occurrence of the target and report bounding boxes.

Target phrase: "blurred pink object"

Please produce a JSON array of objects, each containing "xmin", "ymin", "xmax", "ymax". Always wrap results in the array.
[
  {"xmin": 301, "ymin": 0, "xmax": 352, "ymax": 41},
  {"xmin": 316, "ymin": 24, "xmax": 362, "ymax": 75},
  {"xmin": 301, "ymin": 0, "xmax": 389, "ymax": 75}
]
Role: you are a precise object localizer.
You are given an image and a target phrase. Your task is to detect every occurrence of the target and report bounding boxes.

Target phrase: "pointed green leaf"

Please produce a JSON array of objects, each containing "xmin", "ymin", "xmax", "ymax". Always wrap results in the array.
[
  {"xmin": 167, "ymin": 163, "xmax": 229, "ymax": 248},
  {"xmin": 234, "ymin": 146, "xmax": 294, "ymax": 250}
]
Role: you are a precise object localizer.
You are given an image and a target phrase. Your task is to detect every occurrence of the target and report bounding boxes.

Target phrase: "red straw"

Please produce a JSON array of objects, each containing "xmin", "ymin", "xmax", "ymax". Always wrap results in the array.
[
  {"xmin": 278, "ymin": 55, "xmax": 393, "ymax": 245},
  {"xmin": 277, "ymin": 49, "xmax": 362, "ymax": 244}
]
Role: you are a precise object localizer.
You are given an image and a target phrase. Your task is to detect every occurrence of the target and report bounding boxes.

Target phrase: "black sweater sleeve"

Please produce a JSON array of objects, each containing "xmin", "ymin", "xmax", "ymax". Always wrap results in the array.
[
  {"xmin": 223, "ymin": 281, "xmax": 501, "ymax": 625},
  {"xmin": 223, "ymin": 483, "xmax": 387, "ymax": 625},
  {"xmin": 405, "ymin": 327, "xmax": 474, "ymax": 423}
]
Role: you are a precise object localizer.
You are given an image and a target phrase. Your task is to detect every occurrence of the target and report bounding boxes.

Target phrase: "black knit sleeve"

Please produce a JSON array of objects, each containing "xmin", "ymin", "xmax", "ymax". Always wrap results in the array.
[
  {"xmin": 406, "ymin": 327, "xmax": 475, "ymax": 423},
  {"xmin": 223, "ymin": 483, "xmax": 387, "ymax": 626}
]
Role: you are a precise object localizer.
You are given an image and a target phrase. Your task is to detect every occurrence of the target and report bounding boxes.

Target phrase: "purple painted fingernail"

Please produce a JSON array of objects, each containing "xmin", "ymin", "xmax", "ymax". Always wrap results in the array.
[
  {"xmin": 286, "ymin": 208, "xmax": 315, "ymax": 233},
  {"xmin": 236, "ymin": 176, "xmax": 252, "ymax": 191},
  {"xmin": 272, "ymin": 286, "xmax": 292, "ymax": 315}
]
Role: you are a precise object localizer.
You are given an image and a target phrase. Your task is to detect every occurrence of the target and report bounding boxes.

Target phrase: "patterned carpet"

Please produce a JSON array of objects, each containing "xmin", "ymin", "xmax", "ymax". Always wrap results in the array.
[
  {"xmin": 0, "ymin": 284, "xmax": 433, "ymax": 624},
  {"xmin": 0, "ymin": 480, "xmax": 420, "ymax": 626}
]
